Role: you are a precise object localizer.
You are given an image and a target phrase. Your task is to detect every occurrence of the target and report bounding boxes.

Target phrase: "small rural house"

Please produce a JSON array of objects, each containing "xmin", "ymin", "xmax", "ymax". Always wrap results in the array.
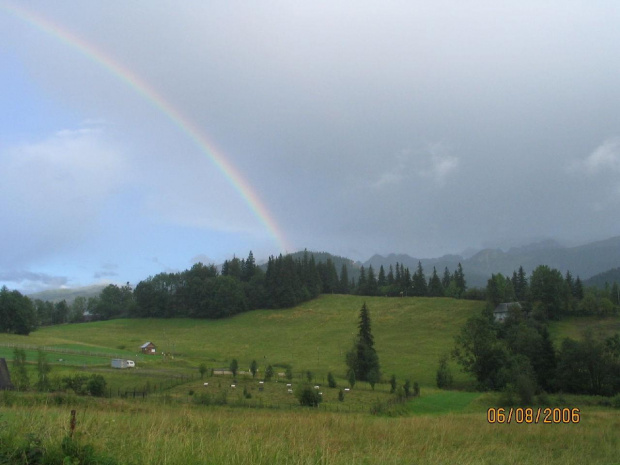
[
  {"xmin": 0, "ymin": 358, "xmax": 14, "ymax": 390},
  {"xmin": 493, "ymin": 302, "xmax": 522, "ymax": 322},
  {"xmin": 140, "ymin": 341, "xmax": 157, "ymax": 354}
]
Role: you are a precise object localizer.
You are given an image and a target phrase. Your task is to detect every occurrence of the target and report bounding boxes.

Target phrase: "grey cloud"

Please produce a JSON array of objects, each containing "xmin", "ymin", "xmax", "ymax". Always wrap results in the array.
[{"xmin": 0, "ymin": 271, "xmax": 68, "ymax": 287}]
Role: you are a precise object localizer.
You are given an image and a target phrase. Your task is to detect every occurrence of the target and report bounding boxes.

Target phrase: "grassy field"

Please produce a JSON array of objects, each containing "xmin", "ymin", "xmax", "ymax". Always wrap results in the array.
[
  {"xmin": 549, "ymin": 314, "xmax": 620, "ymax": 342},
  {"xmin": 1, "ymin": 399, "xmax": 618, "ymax": 465},
  {"xmin": 1, "ymin": 295, "xmax": 619, "ymax": 464},
  {"xmin": 0, "ymin": 295, "xmax": 485, "ymax": 386}
]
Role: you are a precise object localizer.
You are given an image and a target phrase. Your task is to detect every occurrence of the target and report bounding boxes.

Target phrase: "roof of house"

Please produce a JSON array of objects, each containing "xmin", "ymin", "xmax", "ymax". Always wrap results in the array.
[
  {"xmin": 140, "ymin": 342, "xmax": 155, "ymax": 348},
  {"xmin": 494, "ymin": 302, "xmax": 522, "ymax": 313}
]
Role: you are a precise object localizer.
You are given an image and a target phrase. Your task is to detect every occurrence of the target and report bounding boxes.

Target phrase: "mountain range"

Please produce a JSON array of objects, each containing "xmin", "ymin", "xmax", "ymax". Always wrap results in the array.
[{"xmin": 363, "ymin": 236, "xmax": 620, "ymax": 288}]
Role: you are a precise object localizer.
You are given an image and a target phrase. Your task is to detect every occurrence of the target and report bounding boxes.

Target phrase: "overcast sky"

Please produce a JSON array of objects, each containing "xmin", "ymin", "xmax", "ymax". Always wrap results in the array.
[{"xmin": 1, "ymin": 1, "xmax": 620, "ymax": 292}]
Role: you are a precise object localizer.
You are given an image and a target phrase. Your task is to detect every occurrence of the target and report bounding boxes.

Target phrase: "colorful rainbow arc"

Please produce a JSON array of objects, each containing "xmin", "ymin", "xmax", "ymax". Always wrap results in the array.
[{"xmin": 2, "ymin": 2, "xmax": 291, "ymax": 253}]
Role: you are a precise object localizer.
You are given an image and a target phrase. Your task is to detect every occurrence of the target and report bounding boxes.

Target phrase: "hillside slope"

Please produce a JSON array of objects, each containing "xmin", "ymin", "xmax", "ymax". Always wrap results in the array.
[{"xmin": 2, "ymin": 295, "xmax": 484, "ymax": 386}]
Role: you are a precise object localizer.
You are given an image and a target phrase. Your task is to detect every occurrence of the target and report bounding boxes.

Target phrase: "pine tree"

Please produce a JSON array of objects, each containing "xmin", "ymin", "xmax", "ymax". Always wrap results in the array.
[
  {"xmin": 366, "ymin": 265, "xmax": 378, "ymax": 296},
  {"xmin": 324, "ymin": 258, "xmax": 339, "ymax": 293},
  {"xmin": 573, "ymin": 276, "xmax": 584, "ymax": 300},
  {"xmin": 377, "ymin": 265, "xmax": 386, "ymax": 288},
  {"xmin": 339, "ymin": 264, "xmax": 350, "ymax": 294},
  {"xmin": 402, "ymin": 266, "xmax": 412, "ymax": 293},
  {"xmin": 516, "ymin": 266, "xmax": 528, "ymax": 301},
  {"xmin": 428, "ymin": 267, "xmax": 444, "ymax": 297},
  {"xmin": 357, "ymin": 266, "xmax": 367, "ymax": 295},
  {"xmin": 511, "ymin": 271, "xmax": 519, "ymax": 297},
  {"xmin": 412, "ymin": 262, "xmax": 428, "ymax": 297},
  {"xmin": 442, "ymin": 267, "xmax": 452, "ymax": 289},
  {"xmin": 346, "ymin": 303, "xmax": 380, "ymax": 382},
  {"xmin": 241, "ymin": 251, "xmax": 256, "ymax": 282},
  {"xmin": 387, "ymin": 265, "xmax": 395, "ymax": 285},
  {"xmin": 455, "ymin": 263, "xmax": 467, "ymax": 296}
]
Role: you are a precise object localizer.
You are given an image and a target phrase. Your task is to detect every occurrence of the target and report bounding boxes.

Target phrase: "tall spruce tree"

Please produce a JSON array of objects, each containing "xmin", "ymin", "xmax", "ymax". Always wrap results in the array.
[
  {"xmin": 442, "ymin": 267, "xmax": 452, "ymax": 289},
  {"xmin": 387, "ymin": 265, "xmax": 395, "ymax": 285},
  {"xmin": 454, "ymin": 263, "xmax": 467, "ymax": 296},
  {"xmin": 428, "ymin": 267, "xmax": 444, "ymax": 297},
  {"xmin": 377, "ymin": 265, "xmax": 386, "ymax": 288},
  {"xmin": 366, "ymin": 265, "xmax": 378, "ymax": 296},
  {"xmin": 357, "ymin": 266, "xmax": 367, "ymax": 295},
  {"xmin": 412, "ymin": 262, "xmax": 428, "ymax": 297},
  {"xmin": 339, "ymin": 264, "xmax": 350, "ymax": 294},
  {"xmin": 346, "ymin": 302, "xmax": 380, "ymax": 382}
]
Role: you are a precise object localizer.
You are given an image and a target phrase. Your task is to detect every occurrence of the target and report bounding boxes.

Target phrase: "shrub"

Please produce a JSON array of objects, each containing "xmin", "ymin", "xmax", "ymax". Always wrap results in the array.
[
  {"xmin": 295, "ymin": 385, "xmax": 322, "ymax": 407},
  {"xmin": 63, "ymin": 375, "xmax": 90, "ymax": 395},
  {"xmin": 229, "ymin": 359, "xmax": 238, "ymax": 377},
  {"xmin": 86, "ymin": 375, "xmax": 107, "ymax": 397},
  {"xmin": 327, "ymin": 372, "xmax": 337, "ymax": 388},
  {"xmin": 403, "ymin": 380, "xmax": 411, "ymax": 398},
  {"xmin": 390, "ymin": 374, "xmax": 397, "ymax": 393},
  {"xmin": 347, "ymin": 370, "xmax": 356, "ymax": 389},
  {"xmin": 436, "ymin": 355, "xmax": 453, "ymax": 389}
]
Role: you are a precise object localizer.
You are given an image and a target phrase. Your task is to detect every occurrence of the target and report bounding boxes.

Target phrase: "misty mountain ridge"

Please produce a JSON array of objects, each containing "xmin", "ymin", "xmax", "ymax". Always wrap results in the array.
[
  {"xmin": 26, "ymin": 284, "xmax": 108, "ymax": 304},
  {"xmin": 364, "ymin": 235, "xmax": 620, "ymax": 288},
  {"xmin": 25, "ymin": 235, "xmax": 620, "ymax": 300}
]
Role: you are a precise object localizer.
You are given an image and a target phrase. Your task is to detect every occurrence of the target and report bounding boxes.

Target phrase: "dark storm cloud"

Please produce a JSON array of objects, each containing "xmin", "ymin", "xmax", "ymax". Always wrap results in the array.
[{"xmin": 2, "ymin": 0, "xmax": 620, "ymax": 272}]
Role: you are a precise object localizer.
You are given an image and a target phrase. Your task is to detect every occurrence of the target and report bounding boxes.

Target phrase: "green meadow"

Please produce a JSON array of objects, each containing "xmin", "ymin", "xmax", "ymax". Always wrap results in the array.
[
  {"xmin": 1, "ymin": 295, "xmax": 483, "ymax": 386},
  {"xmin": 1, "ymin": 295, "xmax": 619, "ymax": 464}
]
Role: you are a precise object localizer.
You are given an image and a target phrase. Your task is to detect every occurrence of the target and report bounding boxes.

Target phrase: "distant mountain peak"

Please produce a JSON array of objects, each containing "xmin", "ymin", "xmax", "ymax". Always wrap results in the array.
[{"xmin": 507, "ymin": 239, "xmax": 563, "ymax": 255}]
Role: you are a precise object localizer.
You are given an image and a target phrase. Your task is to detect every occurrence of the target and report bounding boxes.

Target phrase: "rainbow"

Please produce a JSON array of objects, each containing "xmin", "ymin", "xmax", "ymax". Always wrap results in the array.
[{"xmin": 2, "ymin": 2, "xmax": 291, "ymax": 253}]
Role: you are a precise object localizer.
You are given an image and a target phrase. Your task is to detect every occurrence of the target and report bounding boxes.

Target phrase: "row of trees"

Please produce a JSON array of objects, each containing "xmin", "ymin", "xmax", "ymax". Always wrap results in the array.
[
  {"xmin": 5, "ymin": 252, "xmax": 620, "ymax": 330},
  {"xmin": 355, "ymin": 262, "xmax": 467, "ymax": 298},
  {"xmin": 0, "ymin": 251, "xmax": 472, "ymax": 329}
]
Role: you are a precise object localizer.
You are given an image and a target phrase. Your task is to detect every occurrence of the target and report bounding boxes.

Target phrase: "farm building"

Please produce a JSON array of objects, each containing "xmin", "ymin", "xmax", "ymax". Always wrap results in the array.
[
  {"xmin": 140, "ymin": 341, "xmax": 157, "ymax": 354},
  {"xmin": 0, "ymin": 358, "xmax": 14, "ymax": 390},
  {"xmin": 493, "ymin": 302, "xmax": 522, "ymax": 322}
]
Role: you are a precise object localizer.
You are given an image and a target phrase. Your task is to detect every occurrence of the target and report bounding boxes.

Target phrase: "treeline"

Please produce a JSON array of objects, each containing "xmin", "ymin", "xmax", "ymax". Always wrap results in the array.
[
  {"xmin": 0, "ymin": 253, "xmax": 471, "ymax": 331},
  {"xmin": 486, "ymin": 265, "xmax": 619, "ymax": 320},
  {"xmin": 353, "ymin": 262, "xmax": 468, "ymax": 298},
  {"xmin": 4, "ymin": 252, "xmax": 620, "ymax": 333}
]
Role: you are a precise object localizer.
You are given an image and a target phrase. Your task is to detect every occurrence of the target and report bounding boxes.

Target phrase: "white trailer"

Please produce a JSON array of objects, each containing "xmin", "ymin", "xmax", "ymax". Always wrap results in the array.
[{"xmin": 111, "ymin": 359, "xmax": 134, "ymax": 369}]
